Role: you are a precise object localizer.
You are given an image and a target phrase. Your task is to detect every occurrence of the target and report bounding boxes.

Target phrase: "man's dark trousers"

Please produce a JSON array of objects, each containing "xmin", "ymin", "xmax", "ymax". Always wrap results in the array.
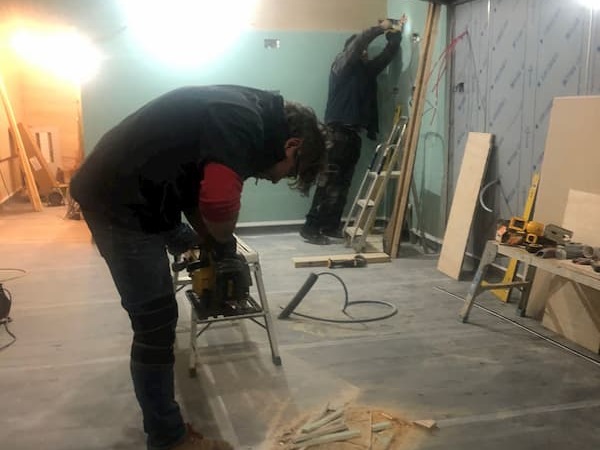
[
  {"xmin": 304, "ymin": 126, "xmax": 362, "ymax": 233},
  {"xmin": 83, "ymin": 211, "xmax": 187, "ymax": 450}
]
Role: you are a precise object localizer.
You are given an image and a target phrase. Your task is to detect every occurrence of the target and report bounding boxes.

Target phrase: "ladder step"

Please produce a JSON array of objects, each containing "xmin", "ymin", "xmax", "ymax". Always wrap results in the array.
[
  {"xmin": 368, "ymin": 170, "xmax": 401, "ymax": 178},
  {"xmin": 357, "ymin": 199, "xmax": 375, "ymax": 208},
  {"xmin": 345, "ymin": 226, "xmax": 364, "ymax": 237}
]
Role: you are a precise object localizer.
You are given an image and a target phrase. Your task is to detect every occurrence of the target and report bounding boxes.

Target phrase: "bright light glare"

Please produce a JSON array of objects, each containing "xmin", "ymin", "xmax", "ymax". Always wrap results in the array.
[
  {"xmin": 11, "ymin": 28, "xmax": 103, "ymax": 84},
  {"xmin": 579, "ymin": 0, "xmax": 600, "ymax": 9},
  {"xmin": 119, "ymin": 0, "xmax": 258, "ymax": 67}
]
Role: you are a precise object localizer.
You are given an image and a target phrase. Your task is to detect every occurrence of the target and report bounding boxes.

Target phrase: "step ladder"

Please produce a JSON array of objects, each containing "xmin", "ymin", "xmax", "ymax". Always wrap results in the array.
[{"xmin": 344, "ymin": 115, "xmax": 408, "ymax": 252}]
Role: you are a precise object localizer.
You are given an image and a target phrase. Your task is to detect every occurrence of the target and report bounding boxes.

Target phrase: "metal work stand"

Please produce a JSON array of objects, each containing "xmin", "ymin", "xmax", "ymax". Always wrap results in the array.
[
  {"xmin": 460, "ymin": 240, "xmax": 600, "ymax": 323},
  {"xmin": 173, "ymin": 237, "xmax": 282, "ymax": 377},
  {"xmin": 459, "ymin": 241, "xmax": 534, "ymax": 322}
]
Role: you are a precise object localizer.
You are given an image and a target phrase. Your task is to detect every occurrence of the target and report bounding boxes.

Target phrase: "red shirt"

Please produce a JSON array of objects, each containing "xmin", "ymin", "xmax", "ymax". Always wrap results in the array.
[{"xmin": 199, "ymin": 163, "xmax": 242, "ymax": 222}]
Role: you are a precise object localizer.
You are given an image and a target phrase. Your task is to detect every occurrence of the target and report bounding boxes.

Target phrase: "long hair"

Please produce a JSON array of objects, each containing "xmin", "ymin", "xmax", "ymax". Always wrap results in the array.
[{"xmin": 283, "ymin": 101, "xmax": 327, "ymax": 195}]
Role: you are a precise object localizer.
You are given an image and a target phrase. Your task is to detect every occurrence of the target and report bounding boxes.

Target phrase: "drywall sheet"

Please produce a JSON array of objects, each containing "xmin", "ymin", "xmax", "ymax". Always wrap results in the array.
[
  {"xmin": 541, "ymin": 189, "xmax": 600, "ymax": 353},
  {"xmin": 526, "ymin": 96, "xmax": 600, "ymax": 352},
  {"xmin": 437, "ymin": 132, "xmax": 492, "ymax": 279}
]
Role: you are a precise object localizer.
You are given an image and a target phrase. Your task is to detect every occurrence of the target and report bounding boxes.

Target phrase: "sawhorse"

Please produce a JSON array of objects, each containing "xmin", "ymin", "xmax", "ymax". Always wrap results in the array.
[
  {"xmin": 460, "ymin": 240, "xmax": 600, "ymax": 323},
  {"xmin": 173, "ymin": 236, "xmax": 282, "ymax": 377}
]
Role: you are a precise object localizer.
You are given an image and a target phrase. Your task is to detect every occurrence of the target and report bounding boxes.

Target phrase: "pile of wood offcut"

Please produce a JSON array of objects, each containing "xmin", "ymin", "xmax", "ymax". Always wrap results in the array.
[{"xmin": 276, "ymin": 404, "xmax": 434, "ymax": 449}]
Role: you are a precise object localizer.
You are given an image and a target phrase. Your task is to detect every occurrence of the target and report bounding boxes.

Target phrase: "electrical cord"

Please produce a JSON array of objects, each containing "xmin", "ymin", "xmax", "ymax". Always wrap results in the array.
[
  {"xmin": 0, "ymin": 285, "xmax": 15, "ymax": 351},
  {"xmin": 279, "ymin": 271, "xmax": 398, "ymax": 324},
  {"xmin": 0, "ymin": 268, "xmax": 28, "ymax": 282}
]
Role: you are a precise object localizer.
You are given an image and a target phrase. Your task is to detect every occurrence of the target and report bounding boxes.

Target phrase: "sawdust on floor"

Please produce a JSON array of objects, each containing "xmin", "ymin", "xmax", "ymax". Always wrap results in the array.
[{"xmin": 270, "ymin": 404, "xmax": 429, "ymax": 450}]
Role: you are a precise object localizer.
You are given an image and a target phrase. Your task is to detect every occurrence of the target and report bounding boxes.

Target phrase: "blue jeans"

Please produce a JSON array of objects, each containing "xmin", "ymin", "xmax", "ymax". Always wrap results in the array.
[{"xmin": 84, "ymin": 212, "xmax": 186, "ymax": 450}]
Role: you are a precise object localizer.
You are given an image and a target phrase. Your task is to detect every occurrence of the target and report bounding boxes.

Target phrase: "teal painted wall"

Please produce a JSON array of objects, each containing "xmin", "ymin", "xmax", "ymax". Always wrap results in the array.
[
  {"xmin": 79, "ymin": 1, "xmax": 445, "ymax": 226},
  {"xmin": 82, "ymin": 29, "xmax": 394, "ymax": 223}
]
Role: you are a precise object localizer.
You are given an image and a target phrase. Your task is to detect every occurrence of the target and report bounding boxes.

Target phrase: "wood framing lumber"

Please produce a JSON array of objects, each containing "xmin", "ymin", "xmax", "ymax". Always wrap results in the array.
[
  {"xmin": 293, "ymin": 253, "xmax": 390, "ymax": 268},
  {"xmin": 437, "ymin": 132, "xmax": 493, "ymax": 280},
  {"xmin": 384, "ymin": 3, "xmax": 442, "ymax": 258},
  {"xmin": 290, "ymin": 430, "xmax": 361, "ymax": 449},
  {"xmin": 0, "ymin": 73, "xmax": 43, "ymax": 211},
  {"xmin": 18, "ymin": 122, "xmax": 59, "ymax": 196}
]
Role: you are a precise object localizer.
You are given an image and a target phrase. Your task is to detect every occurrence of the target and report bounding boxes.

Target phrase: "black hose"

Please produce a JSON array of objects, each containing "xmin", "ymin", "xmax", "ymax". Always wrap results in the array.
[{"xmin": 279, "ymin": 271, "xmax": 398, "ymax": 324}]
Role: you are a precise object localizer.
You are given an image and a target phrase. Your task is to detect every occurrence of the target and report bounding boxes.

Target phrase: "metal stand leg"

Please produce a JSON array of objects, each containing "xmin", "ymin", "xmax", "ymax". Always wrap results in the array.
[
  {"xmin": 253, "ymin": 261, "xmax": 282, "ymax": 366},
  {"xmin": 516, "ymin": 264, "xmax": 537, "ymax": 317},
  {"xmin": 189, "ymin": 306, "xmax": 198, "ymax": 377},
  {"xmin": 460, "ymin": 241, "xmax": 498, "ymax": 322}
]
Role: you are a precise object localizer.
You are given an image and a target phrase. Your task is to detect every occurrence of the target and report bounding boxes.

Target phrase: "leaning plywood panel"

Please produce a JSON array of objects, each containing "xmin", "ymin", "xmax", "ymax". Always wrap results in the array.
[
  {"xmin": 527, "ymin": 96, "xmax": 600, "ymax": 322},
  {"xmin": 437, "ymin": 132, "xmax": 492, "ymax": 280},
  {"xmin": 541, "ymin": 189, "xmax": 600, "ymax": 353},
  {"xmin": 562, "ymin": 190, "xmax": 600, "ymax": 247}
]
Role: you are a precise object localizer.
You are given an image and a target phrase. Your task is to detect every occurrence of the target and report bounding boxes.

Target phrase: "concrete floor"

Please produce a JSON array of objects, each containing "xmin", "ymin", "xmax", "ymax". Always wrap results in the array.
[{"xmin": 1, "ymin": 201, "xmax": 600, "ymax": 450}]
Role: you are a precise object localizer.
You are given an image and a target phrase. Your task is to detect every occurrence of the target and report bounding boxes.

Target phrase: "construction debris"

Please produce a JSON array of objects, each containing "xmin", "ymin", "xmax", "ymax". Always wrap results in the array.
[
  {"xmin": 276, "ymin": 404, "xmax": 423, "ymax": 450},
  {"xmin": 412, "ymin": 419, "xmax": 437, "ymax": 430}
]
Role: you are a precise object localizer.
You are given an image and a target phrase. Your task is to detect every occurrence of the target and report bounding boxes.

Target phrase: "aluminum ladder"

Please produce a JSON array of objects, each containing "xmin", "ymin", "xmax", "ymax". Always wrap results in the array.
[{"xmin": 343, "ymin": 115, "xmax": 408, "ymax": 252}]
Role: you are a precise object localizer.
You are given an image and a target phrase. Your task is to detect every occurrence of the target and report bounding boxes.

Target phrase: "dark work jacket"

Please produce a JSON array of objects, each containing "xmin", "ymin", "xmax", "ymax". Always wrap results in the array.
[
  {"xmin": 70, "ymin": 85, "xmax": 290, "ymax": 232},
  {"xmin": 324, "ymin": 26, "xmax": 400, "ymax": 139}
]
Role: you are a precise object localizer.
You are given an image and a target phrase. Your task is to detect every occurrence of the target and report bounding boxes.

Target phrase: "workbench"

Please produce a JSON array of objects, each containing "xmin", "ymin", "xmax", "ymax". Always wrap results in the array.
[
  {"xmin": 172, "ymin": 236, "xmax": 282, "ymax": 376},
  {"xmin": 460, "ymin": 240, "xmax": 600, "ymax": 322}
]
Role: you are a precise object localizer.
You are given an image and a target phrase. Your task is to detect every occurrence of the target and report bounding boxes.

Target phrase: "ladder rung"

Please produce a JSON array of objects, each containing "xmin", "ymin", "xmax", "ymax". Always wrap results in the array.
[
  {"xmin": 357, "ymin": 199, "xmax": 375, "ymax": 208},
  {"xmin": 368, "ymin": 170, "xmax": 401, "ymax": 178},
  {"xmin": 345, "ymin": 226, "xmax": 364, "ymax": 237}
]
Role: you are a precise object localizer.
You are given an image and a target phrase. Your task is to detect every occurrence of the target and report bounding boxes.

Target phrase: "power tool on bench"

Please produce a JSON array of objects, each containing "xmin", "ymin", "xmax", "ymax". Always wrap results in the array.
[
  {"xmin": 497, "ymin": 217, "xmax": 546, "ymax": 251},
  {"xmin": 172, "ymin": 237, "xmax": 253, "ymax": 319}
]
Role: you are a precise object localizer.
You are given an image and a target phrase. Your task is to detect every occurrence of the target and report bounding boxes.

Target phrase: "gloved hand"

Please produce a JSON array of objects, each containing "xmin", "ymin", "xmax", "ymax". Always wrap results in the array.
[
  {"xmin": 165, "ymin": 223, "xmax": 200, "ymax": 255},
  {"xmin": 201, "ymin": 234, "xmax": 237, "ymax": 261},
  {"xmin": 211, "ymin": 235, "xmax": 238, "ymax": 261}
]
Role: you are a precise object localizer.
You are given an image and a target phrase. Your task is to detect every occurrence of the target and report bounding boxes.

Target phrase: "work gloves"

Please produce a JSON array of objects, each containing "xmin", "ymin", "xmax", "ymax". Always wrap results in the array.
[{"xmin": 165, "ymin": 223, "xmax": 200, "ymax": 255}]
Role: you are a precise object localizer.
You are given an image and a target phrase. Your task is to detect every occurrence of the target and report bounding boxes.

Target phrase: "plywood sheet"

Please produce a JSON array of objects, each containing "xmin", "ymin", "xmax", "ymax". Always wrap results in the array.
[
  {"xmin": 562, "ymin": 190, "xmax": 600, "ymax": 247},
  {"xmin": 527, "ymin": 96, "xmax": 600, "ymax": 325},
  {"xmin": 540, "ymin": 188, "xmax": 600, "ymax": 353},
  {"xmin": 541, "ymin": 280, "xmax": 600, "ymax": 353},
  {"xmin": 437, "ymin": 132, "xmax": 492, "ymax": 280}
]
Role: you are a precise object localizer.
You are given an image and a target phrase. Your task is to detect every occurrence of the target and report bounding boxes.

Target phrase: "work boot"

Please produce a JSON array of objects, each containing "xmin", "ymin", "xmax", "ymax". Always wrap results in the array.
[
  {"xmin": 321, "ymin": 227, "xmax": 345, "ymax": 240},
  {"xmin": 300, "ymin": 226, "xmax": 330, "ymax": 245},
  {"xmin": 171, "ymin": 424, "xmax": 234, "ymax": 450}
]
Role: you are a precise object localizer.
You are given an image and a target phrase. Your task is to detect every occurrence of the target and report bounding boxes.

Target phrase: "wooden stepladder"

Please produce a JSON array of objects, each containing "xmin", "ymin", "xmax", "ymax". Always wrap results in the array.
[{"xmin": 343, "ymin": 114, "xmax": 409, "ymax": 252}]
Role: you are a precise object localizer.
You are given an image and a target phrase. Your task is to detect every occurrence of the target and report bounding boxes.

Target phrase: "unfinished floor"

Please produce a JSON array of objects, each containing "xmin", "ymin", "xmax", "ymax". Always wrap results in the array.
[{"xmin": 1, "ymin": 202, "xmax": 599, "ymax": 450}]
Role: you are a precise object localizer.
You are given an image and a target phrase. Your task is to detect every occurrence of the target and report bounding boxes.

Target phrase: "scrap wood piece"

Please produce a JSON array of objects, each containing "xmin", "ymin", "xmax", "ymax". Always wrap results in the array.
[
  {"xmin": 371, "ymin": 428, "xmax": 395, "ymax": 450},
  {"xmin": 301, "ymin": 409, "xmax": 344, "ymax": 433},
  {"xmin": 371, "ymin": 411, "xmax": 396, "ymax": 450},
  {"xmin": 293, "ymin": 253, "xmax": 390, "ymax": 268},
  {"xmin": 372, "ymin": 421, "xmax": 393, "ymax": 432},
  {"xmin": 291, "ymin": 430, "xmax": 361, "ymax": 449},
  {"xmin": 412, "ymin": 419, "xmax": 437, "ymax": 429},
  {"xmin": 343, "ymin": 408, "xmax": 371, "ymax": 449},
  {"xmin": 292, "ymin": 419, "xmax": 348, "ymax": 443}
]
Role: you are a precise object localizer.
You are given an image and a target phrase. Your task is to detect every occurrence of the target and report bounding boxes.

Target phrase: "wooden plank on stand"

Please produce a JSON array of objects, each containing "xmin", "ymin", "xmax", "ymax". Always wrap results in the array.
[{"xmin": 292, "ymin": 252, "xmax": 390, "ymax": 268}]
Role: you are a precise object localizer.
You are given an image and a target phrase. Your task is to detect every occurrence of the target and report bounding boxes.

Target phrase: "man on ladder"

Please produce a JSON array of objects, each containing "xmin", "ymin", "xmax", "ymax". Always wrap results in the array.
[{"xmin": 300, "ymin": 16, "xmax": 407, "ymax": 245}]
